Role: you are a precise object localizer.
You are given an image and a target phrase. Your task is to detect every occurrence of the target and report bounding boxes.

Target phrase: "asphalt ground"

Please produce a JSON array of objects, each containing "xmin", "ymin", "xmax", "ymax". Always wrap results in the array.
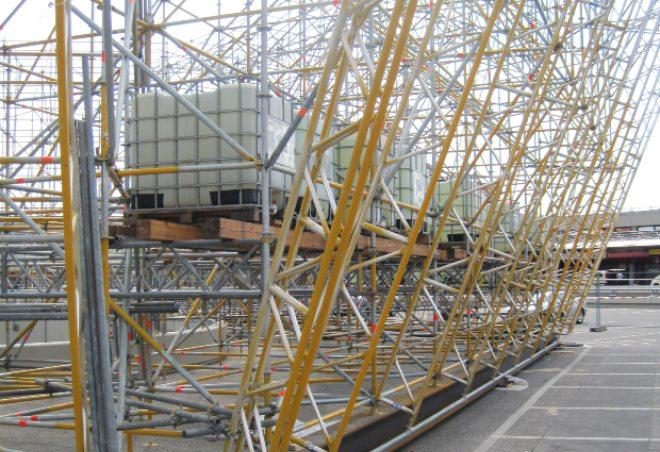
[
  {"xmin": 407, "ymin": 305, "xmax": 660, "ymax": 452},
  {"xmin": 0, "ymin": 302, "xmax": 656, "ymax": 451}
]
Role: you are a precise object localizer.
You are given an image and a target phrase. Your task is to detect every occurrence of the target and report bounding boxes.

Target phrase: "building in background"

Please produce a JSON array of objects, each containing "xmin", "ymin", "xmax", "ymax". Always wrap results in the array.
[{"xmin": 599, "ymin": 208, "xmax": 660, "ymax": 284}]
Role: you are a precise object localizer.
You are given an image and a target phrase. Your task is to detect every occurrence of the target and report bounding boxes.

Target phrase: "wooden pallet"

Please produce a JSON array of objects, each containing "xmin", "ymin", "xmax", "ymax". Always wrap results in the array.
[{"xmin": 115, "ymin": 217, "xmax": 448, "ymax": 259}]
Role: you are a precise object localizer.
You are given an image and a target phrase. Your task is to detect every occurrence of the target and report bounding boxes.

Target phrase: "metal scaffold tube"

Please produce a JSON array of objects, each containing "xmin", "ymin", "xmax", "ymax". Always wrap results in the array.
[{"xmin": 0, "ymin": 1, "xmax": 658, "ymax": 451}]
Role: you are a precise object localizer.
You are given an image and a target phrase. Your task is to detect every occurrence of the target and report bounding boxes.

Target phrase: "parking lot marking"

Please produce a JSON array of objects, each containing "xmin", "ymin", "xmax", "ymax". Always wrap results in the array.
[
  {"xmin": 567, "ymin": 372, "xmax": 658, "ymax": 375},
  {"xmin": 587, "ymin": 346, "xmax": 660, "ymax": 348},
  {"xmin": 531, "ymin": 406, "xmax": 660, "ymax": 411},
  {"xmin": 471, "ymin": 347, "xmax": 590, "ymax": 452},
  {"xmin": 552, "ymin": 385, "xmax": 659, "ymax": 389},
  {"xmin": 576, "ymin": 362, "xmax": 660, "ymax": 365},
  {"xmin": 586, "ymin": 353, "xmax": 660, "ymax": 356},
  {"xmin": 501, "ymin": 435, "xmax": 660, "ymax": 442}
]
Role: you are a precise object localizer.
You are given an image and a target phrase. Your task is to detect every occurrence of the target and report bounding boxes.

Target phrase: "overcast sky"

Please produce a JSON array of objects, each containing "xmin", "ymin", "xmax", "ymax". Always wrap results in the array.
[{"xmin": 623, "ymin": 122, "xmax": 659, "ymax": 211}]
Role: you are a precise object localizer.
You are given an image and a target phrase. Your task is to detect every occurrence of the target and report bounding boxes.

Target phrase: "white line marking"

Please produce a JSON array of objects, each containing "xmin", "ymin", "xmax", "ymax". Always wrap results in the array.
[
  {"xmin": 552, "ymin": 385, "xmax": 659, "ymax": 389},
  {"xmin": 531, "ymin": 406, "xmax": 659, "ymax": 411},
  {"xmin": 501, "ymin": 435, "xmax": 660, "ymax": 442},
  {"xmin": 471, "ymin": 347, "xmax": 590, "ymax": 452},
  {"xmin": 585, "ymin": 353, "xmax": 660, "ymax": 356},
  {"xmin": 568, "ymin": 372, "xmax": 658, "ymax": 375},
  {"xmin": 577, "ymin": 362, "xmax": 660, "ymax": 365},
  {"xmin": 587, "ymin": 346, "xmax": 660, "ymax": 349}
]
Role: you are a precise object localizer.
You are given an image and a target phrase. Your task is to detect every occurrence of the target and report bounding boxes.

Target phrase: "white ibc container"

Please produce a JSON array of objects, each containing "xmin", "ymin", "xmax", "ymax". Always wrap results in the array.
[
  {"xmin": 334, "ymin": 132, "xmax": 390, "ymax": 226},
  {"xmin": 294, "ymin": 116, "xmax": 333, "ymax": 218},
  {"xmin": 494, "ymin": 205, "xmax": 522, "ymax": 251},
  {"xmin": 128, "ymin": 83, "xmax": 296, "ymax": 211},
  {"xmin": 436, "ymin": 176, "xmax": 486, "ymax": 242},
  {"xmin": 391, "ymin": 152, "xmax": 428, "ymax": 230}
]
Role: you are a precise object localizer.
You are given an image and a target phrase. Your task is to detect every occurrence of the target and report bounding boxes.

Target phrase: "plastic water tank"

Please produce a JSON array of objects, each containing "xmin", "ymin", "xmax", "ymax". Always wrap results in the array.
[
  {"xmin": 128, "ymin": 83, "xmax": 297, "ymax": 211},
  {"xmin": 391, "ymin": 152, "xmax": 428, "ymax": 230},
  {"xmin": 436, "ymin": 176, "xmax": 487, "ymax": 242}
]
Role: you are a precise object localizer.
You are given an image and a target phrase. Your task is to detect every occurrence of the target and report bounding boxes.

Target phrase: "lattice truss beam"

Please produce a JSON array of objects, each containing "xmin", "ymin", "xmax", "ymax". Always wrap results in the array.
[{"xmin": 0, "ymin": 0, "xmax": 658, "ymax": 451}]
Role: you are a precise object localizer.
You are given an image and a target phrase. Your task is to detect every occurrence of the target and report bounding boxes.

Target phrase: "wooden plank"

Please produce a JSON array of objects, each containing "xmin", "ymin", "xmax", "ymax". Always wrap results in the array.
[
  {"xmin": 214, "ymin": 218, "xmax": 263, "ymax": 241},
  {"xmin": 134, "ymin": 217, "xmax": 448, "ymax": 260},
  {"xmin": 295, "ymin": 230, "xmax": 327, "ymax": 250},
  {"xmin": 214, "ymin": 218, "xmax": 327, "ymax": 250},
  {"xmin": 214, "ymin": 218, "xmax": 444, "ymax": 258},
  {"xmin": 453, "ymin": 247, "xmax": 467, "ymax": 259},
  {"xmin": 108, "ymin": 224, "xmax": 134, "ymax": 237},
  {"xmin": 136, "ymin": 219, "xmax": 208, "ymax": 241}
]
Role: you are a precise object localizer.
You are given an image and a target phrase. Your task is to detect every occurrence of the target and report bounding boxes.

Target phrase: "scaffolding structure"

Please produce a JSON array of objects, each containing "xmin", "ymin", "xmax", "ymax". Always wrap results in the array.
[{"xmin": 0, "ymin": 0, "xmax": 659, "ymax": 450}]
